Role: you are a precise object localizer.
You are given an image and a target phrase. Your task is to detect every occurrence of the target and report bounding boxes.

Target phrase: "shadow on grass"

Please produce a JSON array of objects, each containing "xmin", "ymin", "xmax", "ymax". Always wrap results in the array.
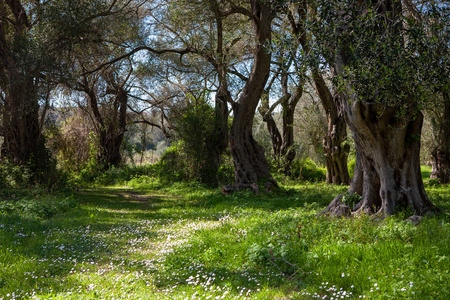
[
  {"xmin": 2, "ymin": 181, "xmax": 449, "ymax": 298},
  {"xmin": 0, "ymin": 186, "xmax": 312, "ymax": 298}
]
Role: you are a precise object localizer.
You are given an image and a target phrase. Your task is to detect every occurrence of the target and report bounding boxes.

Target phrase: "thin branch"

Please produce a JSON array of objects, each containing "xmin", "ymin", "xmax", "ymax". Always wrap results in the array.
[{"xmin": 83, "ymin": 46, "xmax": 196, "ymax": 75}]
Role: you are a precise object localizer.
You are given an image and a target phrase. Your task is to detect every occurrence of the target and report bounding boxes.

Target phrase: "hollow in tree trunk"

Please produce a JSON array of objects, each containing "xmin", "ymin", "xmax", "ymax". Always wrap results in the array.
[{"xmin": 323, "ymin": 101, "xmax": 436, "ymax": 217}]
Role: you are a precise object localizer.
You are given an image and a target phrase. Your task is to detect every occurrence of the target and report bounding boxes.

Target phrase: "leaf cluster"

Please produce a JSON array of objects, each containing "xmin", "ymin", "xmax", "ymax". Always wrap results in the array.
[{"xmin": 311, "ymin": 0, "xmax": 450, "ymax": 109}]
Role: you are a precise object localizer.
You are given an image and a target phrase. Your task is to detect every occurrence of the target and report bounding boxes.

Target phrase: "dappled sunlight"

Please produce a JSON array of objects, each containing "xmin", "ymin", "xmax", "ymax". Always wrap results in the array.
[{"xmin": 1, "ymin": 183, "xmax": 449, "ymax": 299}]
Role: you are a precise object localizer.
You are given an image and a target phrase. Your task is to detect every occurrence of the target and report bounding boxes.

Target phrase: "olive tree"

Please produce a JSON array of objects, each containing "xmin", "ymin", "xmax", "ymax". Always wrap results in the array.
[
  {"xmin": 0, "ymin": 0, "xmax": 144, "ymax": 177},
  {"xmin": 316, "ymin": 0, "xmax": 445, "ymax": 216},
  {"xmin": 0, "ymin": 1, "xmax": 55, "ymax": 173}
]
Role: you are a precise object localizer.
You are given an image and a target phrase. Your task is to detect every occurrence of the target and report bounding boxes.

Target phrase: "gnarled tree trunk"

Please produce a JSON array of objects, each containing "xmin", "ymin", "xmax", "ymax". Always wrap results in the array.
[
  {"xmin": 313, "ymin": 73, "xmax": 350, "ymax": 185},
  {"xmin": 97, "ymin": 87, "xmax": 128, "ymax": 167},
  {"xmin": 322, "ymin": 0, "xmax": 436, "ymax": 217},
  {"xmin": 280, "ymin": 73, "xmax": 302, "ymax": 175},
  {"xmin": 430, "ymin": 91, "xmax": 450, "ymax": 183},
  {"xmin": 258, "ymin": 69, "xmax": 302, "ymax": 176},
  {"xmin": 225, "ymin": 0, "xmax": 277, "ymax": 194},
  {"xmin": 259, "ymin": 91, "xmax": 283, "ymax": 159},
  {"xmin": 81, "ymin": 75, "xmax": 128, "ymax": 169},
  {"xmin": 323, "ymin": 100, "xmax": 436, "ymax": 216},
  {"xmin": 202, "ymin": 0, "xmax": 230, "ymax": 186},
  {"xmin": 1, "ymin": 73, "xmax": 44, "ymax": 167},
  {"xmin": 0, "ymin": 0, "xmax": 48, "ymax": 172},
  {"xmin": 287, "ymin": 2, "xmax": 350, "ymax": 185},
  {"xmin": 202, "ymin": 86, "xmax": 230, "ymax": 186}
]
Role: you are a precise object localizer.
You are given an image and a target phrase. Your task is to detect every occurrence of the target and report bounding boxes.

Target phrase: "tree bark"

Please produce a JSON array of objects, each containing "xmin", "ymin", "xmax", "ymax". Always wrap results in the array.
[
  {"xmin": 323, "ymin": 100, "xmax": 436, "ymax": 217},
  {"xmin": 98, "ymin": 87, "xmax": 128, "ymax": 167},
  {"xmin": 313, "ymin": 72, "xmax": 350, "ymax": 185},
  {"xmin": 322, "ymin": 0, "xmax": 436, "ymax": 216},
  {"xmin": 430, "ymin": 91, "xmax": 450, "ymax": 183},
  {"xmin": 81, "ymin": 75, "xmax": 128, "ymax": 169},
  {"xmin": 201, "ymin": 86, "xmax": 230, "ymax": 186},
  {"xmin": 228, "ymin": 0, "xmax": 277, "ymax": 191},
  {"xmin": 0, "ymin": 2, "xmax": 47, "ymax": 172},
  {"xmin": 279, "ymin": 69, "xmax": 302, "ymax": 175},
  {"xmin": 258, "ymin": 91, "xmax": 283, "ymax": 159},
  {"xmin": 201, "ymin": 0, "xmax": 230, "ymax": 186},
  {"xmin": 287, "ymin": 2, "xmax": 350, "ymax": 184},
  {"xmin": 1, "ymin": 72, "xmax": 44, "ymax": 167},
  {"xmin": 258, "ymin": 77, "xmax": 302, "ymax": 176}
]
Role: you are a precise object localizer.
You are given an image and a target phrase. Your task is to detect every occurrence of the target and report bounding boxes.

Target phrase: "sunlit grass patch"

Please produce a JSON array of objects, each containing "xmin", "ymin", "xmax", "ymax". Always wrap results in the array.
[{"xmin": 1, "ymin": 175, "xmax": 449, "ymax": 299}]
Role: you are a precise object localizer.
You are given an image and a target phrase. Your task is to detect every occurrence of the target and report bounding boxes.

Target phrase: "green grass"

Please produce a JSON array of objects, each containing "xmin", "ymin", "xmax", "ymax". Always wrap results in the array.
[
  {"xmin": 421, "ymin": 165, "xmax": 433, "ymax": 181},
  {"xmin": 0, "ymin": 175, "xmax": 449, "ymax": 299}
]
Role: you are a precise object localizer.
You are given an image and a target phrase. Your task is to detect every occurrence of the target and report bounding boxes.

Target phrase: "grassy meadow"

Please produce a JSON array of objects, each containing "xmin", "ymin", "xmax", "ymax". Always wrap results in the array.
[{"xmin": 0, "ymin": 168, "xmax": 449, "ymax": 299}]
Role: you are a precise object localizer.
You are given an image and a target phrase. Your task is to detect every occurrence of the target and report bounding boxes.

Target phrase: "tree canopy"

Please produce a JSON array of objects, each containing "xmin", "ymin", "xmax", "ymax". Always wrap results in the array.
[{"xmin": 1, "ymin": 0, "xmax": 449, "ymax": 216}]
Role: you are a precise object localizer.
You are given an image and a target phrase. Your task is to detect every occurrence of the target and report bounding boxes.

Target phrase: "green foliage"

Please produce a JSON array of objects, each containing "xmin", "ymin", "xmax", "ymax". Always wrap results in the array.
[
  {"xmin": 158, "ymin": 96, "xmax": 229, "ymax": 187},
  {"xmin": 0, "ymin": 160, "xmax": 33, "ymax": 189},
  {"xmin": 217, "ymin": 162, "xmax": 235, "ymax": 185},
  {"xmin": 1, "ymin": 168, "xmax": 449, "ymax": 299},
  {"xmin": 424, "ymin": 178, "xmax": 441, "ymax": 187},
  {"xmin": 175, "ymin": 97, "xmax": 221, "ymax": 186},
  {"xmin": 74, "ymin": 132, "xmax": 102, "ymax": 183},
  {"xmin": 0, "ymin": 163, "xmax": 75, "ymax": 219},
  {"xmin": 348, "ymin": 157, "xmax": 356, "ymax": 179},
  {"xmin": 0, "ymin": 196, "xmax": 76, "ymax": 219},
  {"xmin": 313, "ymin": 0, "xmax": 450, "ymax": 112},
  {"xmin": 341, "ymin": 192, "xmax": 362, "ymax": 209},
  {"xmin": 290, "ymin": 158, "xmax": 327, "ymax": 182},
  {"xmin": 157, "ymin": 142, "xmax": 188, "ymax": 184},
  {"xmin": 0, "ymin": 158, "xmax": 66, "ymax": 191},
  {"xmin": 93, "ymin": 164, "xmax": 159, "ymax": 186}
]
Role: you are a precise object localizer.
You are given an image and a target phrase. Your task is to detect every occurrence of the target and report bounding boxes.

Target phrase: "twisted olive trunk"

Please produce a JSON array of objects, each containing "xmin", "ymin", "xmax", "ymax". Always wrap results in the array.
[
  {"xmin": 313, "ymin": 73, "xmax": 350, "ymax": 185},
  {"xmin": 430, "ymin": 91, "xmax": 450, "ymax": 183},
  {"xmin": 1, "ymin": 71, "xmax": 46, "ymax": 168},
  {"xmin": 322, "ymin": 0, "xmax": 436, "ymax": 216},
  {"xmin": 0, "ymin": 1, "xmax": 48, "ymax": 172},
  {"xmin": 224, "ymin": 0, "xmax": 277, "ymax": 194},
  {"xmin": 323, "ymin": 100, "xmax": 436, "ymax": 216}
]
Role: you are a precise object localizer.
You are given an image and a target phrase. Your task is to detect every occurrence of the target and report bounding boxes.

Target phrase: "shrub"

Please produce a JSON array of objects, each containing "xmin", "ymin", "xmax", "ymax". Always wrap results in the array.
[
  {"xmin": 161, "ymin": 96, "xmax": 230, "ymax": 186},
  {"xmin": 217, "ymin": 162, "xmax": 235, "ymax": 185},
  {"xmin": 45, "ymin": 112, "xmax": 93, "ymax": 174},
  {"xmin": 348, "ymin": 157, "xmax": 356, "ymax": 179},
  {"xmin": 0, "ymin": 160, "xmax": 32, "ymax": 189},
  {"xmin": 175, "ymin": 99, "xmax": 221, "ymax": 186},
  {"xmin": 157, "ymin": 142, "xmax": 188, "ymax": 183},
  {"xmin": 0, "ymin": 196, "xmax": 77, "ymax": 219},
  {"xmin": 290, "ymin": 158, "xmax": 326, "ymax": 182},
  {"xmin": 341, "ymin": 191, "xmax": 362, "ymax": 209},
  {"xmin": 94, "ymin": 164, "xmax": 159, "ymax": 186}
]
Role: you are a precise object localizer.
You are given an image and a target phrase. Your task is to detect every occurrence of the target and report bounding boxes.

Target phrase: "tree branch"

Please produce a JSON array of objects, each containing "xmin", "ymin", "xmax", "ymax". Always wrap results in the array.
[{"xmin": 83, "ymin": 46, "xmax": 197, "ymax": 75}]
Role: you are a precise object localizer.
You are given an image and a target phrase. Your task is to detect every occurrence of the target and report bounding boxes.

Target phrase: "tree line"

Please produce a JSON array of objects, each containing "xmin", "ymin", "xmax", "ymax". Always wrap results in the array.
[{"xmin": 0, "ymin": 0, "xmax": 448, "ymax": 217}]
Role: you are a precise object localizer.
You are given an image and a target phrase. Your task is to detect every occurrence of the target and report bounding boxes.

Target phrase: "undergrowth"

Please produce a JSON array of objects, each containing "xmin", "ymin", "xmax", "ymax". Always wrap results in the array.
[{"xmin": 0, "ymin": 166, "xmax": 449, "ymax": 299}]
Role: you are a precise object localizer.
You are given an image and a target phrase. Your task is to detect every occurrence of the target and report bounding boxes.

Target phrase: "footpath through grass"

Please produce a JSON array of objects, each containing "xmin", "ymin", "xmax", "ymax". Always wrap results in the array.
[{"xmin": 0, "ymin": 178, "xmax": 449, "ymax": 299}]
